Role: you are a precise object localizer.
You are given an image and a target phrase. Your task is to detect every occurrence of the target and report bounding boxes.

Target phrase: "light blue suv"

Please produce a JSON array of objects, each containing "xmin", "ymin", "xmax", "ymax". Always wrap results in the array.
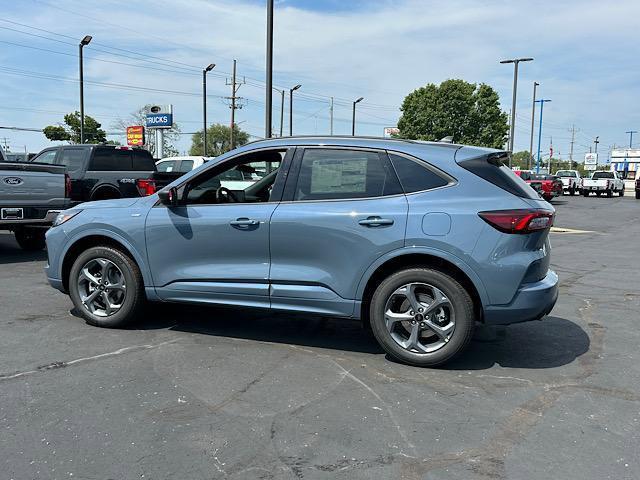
[{"xmin": 45, "ymin": 137, "xmax": 558, "ymax": 366}]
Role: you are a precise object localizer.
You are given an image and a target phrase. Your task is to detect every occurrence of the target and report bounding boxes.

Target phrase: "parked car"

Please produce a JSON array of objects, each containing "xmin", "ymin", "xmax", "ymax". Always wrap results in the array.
[
  {"xmin": 534, "ymin": 174, "xmax": 564, "ymax": 202},
  {"xmin": 44, "ymin": 137, "xmax": 558, "ymax": 367},
  {"xmin": 512, "ymin": 170, "xmax": 541, "ymax": 195},
  {"xmin": 554, "ymin": 169, "xmax": 581, "ymax": 195},
  {"xmin": 582, "ymin": 170, "xmax": 625, "ymax": 197},
  {"xmin": 29, "ymin": 145, "xmax": 180, "ymax": 206},
  {"xmin": 1, "ymin": 157, "xmax": 70, "ymax": 250},
  {"xmin": 156, "ymin": 156, "xmax": 212, "ymax": 173}
]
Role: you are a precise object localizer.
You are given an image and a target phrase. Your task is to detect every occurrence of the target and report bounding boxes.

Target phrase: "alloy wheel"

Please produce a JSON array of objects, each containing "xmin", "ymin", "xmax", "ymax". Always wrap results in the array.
[
  {"xmin": 77, "ymin": 258, "xmax": 126, "ymax": 317},
  {"xmin": 384, "ymin": 282, "xmax": 455, "ymax": 354}
]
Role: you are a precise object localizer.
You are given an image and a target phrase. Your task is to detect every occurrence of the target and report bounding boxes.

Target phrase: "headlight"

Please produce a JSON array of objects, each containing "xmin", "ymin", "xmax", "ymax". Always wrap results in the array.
[{"xmin": 53, "ymin": 210, "xmax": 82, "ymax": 227}]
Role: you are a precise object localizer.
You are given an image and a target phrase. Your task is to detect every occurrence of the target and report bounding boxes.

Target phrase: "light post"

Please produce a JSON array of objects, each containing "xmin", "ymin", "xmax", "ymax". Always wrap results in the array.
[
  {"xmin": 265, "ymin": 0, "xmax": 274, "ymax": 138},
  {"xmin": 202, "ymin": 63, "xmax": 215, "ymax": 156},
  {"xmin": 289, "ymin": 84, "xmax": 301, "ymax": 136},
  {"xmin": 79, "ymin": 35, "xmax": 92, "ymax": 144},
  {"xmin": 528, "ymin": 81, "xmax": 539, "ymax": 170},
  {"xmin": 500, "ymin": 57, "xmax": 533, "ymax": 165},
  {"xmin": 535, "ymin": 98, "xmax": 551, "ymax": 173},
  {"xmin": 593, "ymin": 136, "xmax": 599, "ymax": 154},
  {"xmin": 352, "ymin": 97, "xmax": 364, "ymax": 136}
]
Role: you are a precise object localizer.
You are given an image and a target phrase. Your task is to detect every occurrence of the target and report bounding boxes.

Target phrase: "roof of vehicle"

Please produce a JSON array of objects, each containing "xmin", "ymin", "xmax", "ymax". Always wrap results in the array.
[{"xmin": 157, "ymin": 156, "xmax": 213, "ymax": 162}]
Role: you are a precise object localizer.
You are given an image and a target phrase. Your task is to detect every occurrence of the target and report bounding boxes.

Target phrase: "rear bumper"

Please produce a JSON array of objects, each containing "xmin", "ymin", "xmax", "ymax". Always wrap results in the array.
[{"xmin": 483, "ymin": 269, "xmax": 558, "ymax": 325}]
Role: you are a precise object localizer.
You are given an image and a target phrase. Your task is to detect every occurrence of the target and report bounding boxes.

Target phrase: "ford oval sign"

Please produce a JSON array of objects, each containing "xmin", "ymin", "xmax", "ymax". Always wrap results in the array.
[{"xmin": 3, "ymin": 177, "xmax": 24, "ymax": 186}]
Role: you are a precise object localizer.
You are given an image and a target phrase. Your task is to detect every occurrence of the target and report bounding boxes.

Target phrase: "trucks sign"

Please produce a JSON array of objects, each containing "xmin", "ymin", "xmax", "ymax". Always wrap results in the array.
[
  {"xmin": 126, "ymin": 126, "xmax": 145, "ymax": 146},
  {"xmin": 145, "ymin": 104, "xmax": 173, "ymax": 129}
]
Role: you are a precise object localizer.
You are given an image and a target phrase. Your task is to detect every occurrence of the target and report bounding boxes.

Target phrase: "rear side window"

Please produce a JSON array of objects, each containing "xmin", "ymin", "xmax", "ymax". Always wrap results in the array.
[
  {"xmin": 157, "ymin": 160, "xmax": 177, "ymax": 172},
  {"xmin": 458, "ymin": 153, "xmax": 539, "ymax": 199},
  {"xmin": 388, "ymin": 153, "xmax": 449, "ymax": 193},
  {"xmin": 179, "ymin": 160, "xmax": 194, "ymax": 172},
  {"xmin": 59, "ymin": 148, "xmax": 86, "ymax": 173},
  {"xmin": 294, "ymin": 149, "xmax": 402, "ymax": 201},
  {"xmin": 32, "ymin": 150, "xmax": 58, "ymax": 165},
  {"xmin": 131, "ymin": 150, "xmax": 155, "ymax": 170},
  {"xmin": 90, "ymin": 148, "xmax": 132, "ymax": 171}
]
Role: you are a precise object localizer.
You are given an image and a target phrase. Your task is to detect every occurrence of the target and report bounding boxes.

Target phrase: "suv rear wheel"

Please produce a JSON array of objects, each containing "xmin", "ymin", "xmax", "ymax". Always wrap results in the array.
[
  {"xmin": 14, "ymin": 227, "xmax": 46, "ymax": 251},
  {"xmin": 69, "ymin": 246, "xmax": 145, "ymax": 328},
  {"xmin": 369, "ymin": 268, "xmax": 475, "ymax": 367}
]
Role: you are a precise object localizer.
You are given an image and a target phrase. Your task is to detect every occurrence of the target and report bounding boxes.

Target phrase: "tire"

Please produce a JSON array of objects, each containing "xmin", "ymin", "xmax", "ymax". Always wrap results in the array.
[
  {"xmin": 69, "ymin": 246, "xmax": 145, "ymax": 328},
  {"xmin": 619, "ymin": 188, "xmax": 624, "ymax": 197},
  {"xmin": 569, "ymin": 186, "xmax": 575, "ymax": 196},
  {"xmin": 583, "ymin": 190, "xmax": 589, "ymax": 197},
  {"xmin": 606, "ymin": 189, "xmax": 613, "ymax": 198},
  {"xmin": 636, "ymin": 191, "xmax": 640, "ymax": 200},
  {"xmin": 369, "ymin": 268, "xmax": 475, "ymax": 367},
  {"xmin": 14, "ymin": 227, "xmax": 46, "ymax": 251},
  {"xmin": 596, "ymin": 191, "xmax": 601, "ymax": 197}
]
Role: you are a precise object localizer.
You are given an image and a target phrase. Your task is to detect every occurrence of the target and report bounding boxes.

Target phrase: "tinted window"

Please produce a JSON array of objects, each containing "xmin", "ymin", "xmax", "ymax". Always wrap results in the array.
[
  {"xmin": 32, "ymin": 150, "xmax": 58, "ymax": 165},
  {"xmin": 59, "ymin": 148, "xmax": 85, "ymax": 173},
  {"xmin": 179, "ymin": 160, "xmax": 194, "ymax": 172},
  {"xmin": 157, "ymin": 160, "xmax": 177, "ymax": 172},
  {"xmin": 389, "ymin": 153, "xmax": 449, "ymax": 192},
  {"xmin": 131, "ymin": 150, "xmax": 155, "ymax": 170},
  {"xmin": 593, "ymin": 172, "xmax": 613, "ymax": 179},
  {"xmin": 90, "ymin": 148, "xmax": 132, "ymax": 171},
  {"xmin": 294, "ymin": 149, "xmax": 401, "ymax": 201}
]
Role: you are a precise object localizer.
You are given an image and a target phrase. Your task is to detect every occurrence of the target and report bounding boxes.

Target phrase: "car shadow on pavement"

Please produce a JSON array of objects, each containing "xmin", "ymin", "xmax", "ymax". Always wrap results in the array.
[
  {"xmin": 129, "ymin": 304, "xmax": 589, "ymax": 369},
  {"xmin": 0, "ymin": 245, "xmax": 47, "ymax": 265}
]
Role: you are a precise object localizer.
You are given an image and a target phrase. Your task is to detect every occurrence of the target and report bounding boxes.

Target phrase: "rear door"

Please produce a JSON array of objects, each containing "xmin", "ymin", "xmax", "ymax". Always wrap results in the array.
[{"xmin": 269, "ymin": 147, "xmax": 408, "ymax": 317}]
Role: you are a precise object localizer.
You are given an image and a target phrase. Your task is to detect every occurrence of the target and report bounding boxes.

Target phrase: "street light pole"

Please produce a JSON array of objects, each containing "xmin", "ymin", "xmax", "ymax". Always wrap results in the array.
[
  {"xmin": 79, "ymin": 35, "xmax": 92, "ymax": 144},
  {"xmin": 289, "ymin": 84, "xmax": 301, "ymax": 136},
  {"xmin": 265, "ymin": 0, "xmax": 274, "ymax": 138},
  {"xmin": 202, "ymin": 63, "xmax": 215, "ymax": 156},
  {"xmin": 500, "ymin": 57, "xmax": 533, "ymax": 166},
  {"xmin": 535, "ymin": 98, "xmax": 551, "ymax": 173},
  {"xmin": 594, "ymin": 136, "xmax": 600, "ymax": 154},
  {"xmin": 528, "ymin": 81, "xmax": 539, "ymax": 170},
  {"xmin": 279, "ymin": 89, "xmax": 284, "ymax": 137},
  {"xmin": 352, "ymin": 97, "xmax": 364, "ymax": 136}
]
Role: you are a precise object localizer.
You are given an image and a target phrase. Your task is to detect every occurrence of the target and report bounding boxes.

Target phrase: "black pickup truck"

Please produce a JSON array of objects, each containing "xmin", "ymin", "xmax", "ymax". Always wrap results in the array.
[{"xmin": 29, "ymin": 145, "xmax": 180, "ymax": 205}]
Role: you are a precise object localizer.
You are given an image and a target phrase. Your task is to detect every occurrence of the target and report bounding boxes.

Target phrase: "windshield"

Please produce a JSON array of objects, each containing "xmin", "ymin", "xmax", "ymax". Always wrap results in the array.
[
  {"xmin": 592, "ymin": 172, "xmax": 613, "ymax": 179},
  {"xmin": 555, "ymin": 171, "xmax": 575, "ymax": 178}
]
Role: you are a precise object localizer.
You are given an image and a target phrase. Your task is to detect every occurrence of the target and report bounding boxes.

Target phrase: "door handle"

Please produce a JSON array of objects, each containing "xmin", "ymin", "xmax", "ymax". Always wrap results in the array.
[
  {"xmin": 230, "ymin": 218, "xmax": 259, "ymax": 226},
  {"xmin": 358, "ymin": 216, "xmax": 394, "ymax": 227}
]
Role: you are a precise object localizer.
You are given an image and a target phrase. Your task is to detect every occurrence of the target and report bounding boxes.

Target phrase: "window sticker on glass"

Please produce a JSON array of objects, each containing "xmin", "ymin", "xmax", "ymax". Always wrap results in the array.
[{"xmin": 310, "ymin": 159, "xmax": 368, "ymax": 193}]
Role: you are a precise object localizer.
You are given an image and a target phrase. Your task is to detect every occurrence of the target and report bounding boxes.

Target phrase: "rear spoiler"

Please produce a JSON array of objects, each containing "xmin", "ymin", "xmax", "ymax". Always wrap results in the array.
[{"xmin": 1, "ymin": 162, "xmax": 67, "ymax": 174}]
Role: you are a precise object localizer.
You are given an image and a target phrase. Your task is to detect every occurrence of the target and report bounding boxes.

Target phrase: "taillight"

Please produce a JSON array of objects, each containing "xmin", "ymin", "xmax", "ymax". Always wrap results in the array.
[
  {"xmin": 478, "ymin": 209, "xmax": 554, "ymax": 234},
  {"xmin": 136, "ymin": 179, "xmax": 156, "ymax": 196},
  {"xmin": 64, "ymin": 173, "xmax": 72, "ymax": 198}
]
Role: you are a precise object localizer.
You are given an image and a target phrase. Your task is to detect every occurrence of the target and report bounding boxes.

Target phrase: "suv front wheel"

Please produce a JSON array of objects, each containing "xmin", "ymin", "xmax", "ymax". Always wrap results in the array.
[
  {"xmin": 369, "ymin": 268, "xmax": 475, "ymax": 367},
  {"xmin": 69, "ymin": 246, "xmax": 145, "ymax": 328}
]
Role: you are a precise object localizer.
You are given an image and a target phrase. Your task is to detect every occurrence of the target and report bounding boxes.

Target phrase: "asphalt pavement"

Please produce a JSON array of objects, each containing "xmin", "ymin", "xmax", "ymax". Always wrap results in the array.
[{"xmin": 1, "ymin": 194, "xmax": 639, "ymax": 480}]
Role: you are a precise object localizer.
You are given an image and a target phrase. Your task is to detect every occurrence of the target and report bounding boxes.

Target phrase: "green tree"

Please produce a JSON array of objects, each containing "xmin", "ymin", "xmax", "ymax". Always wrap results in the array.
[
  {"xmin": 113, "ymin": 105, "xmax": 180, "ymax": 157},
  {"xmin": 189, "ymin": 123, "xmax": 250, "ymax": 156},
  {"xmin": 511, "ymin": 150, "xmax": 532, "ymax": 169},
  {"xmin": 397, "ymin": 79, "xmax": 508, "ymax": 148},
  {"xmin": 43, "ymin": 111, "xmax": 106, "ymax": 143}
]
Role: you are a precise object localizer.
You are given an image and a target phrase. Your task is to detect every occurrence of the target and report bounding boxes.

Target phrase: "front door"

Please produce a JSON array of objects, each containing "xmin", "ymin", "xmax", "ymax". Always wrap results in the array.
[
  {"xmin": 145, "ymin": 148, "xmax": 290, "ymax": 308},
  {"xmin": 269, "ymin": 147, "xmax": 408, "ymax": 317}
]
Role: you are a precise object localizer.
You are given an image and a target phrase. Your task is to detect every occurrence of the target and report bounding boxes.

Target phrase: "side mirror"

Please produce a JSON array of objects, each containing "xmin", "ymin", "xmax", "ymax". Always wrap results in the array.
[{"xmin": 158, "ymin": 186, "xmax": 179, "ymax": 206}]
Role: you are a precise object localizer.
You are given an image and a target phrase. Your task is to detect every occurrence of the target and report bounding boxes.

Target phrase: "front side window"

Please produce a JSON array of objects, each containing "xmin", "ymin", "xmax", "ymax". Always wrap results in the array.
[
  {"xmin": 32, "ymin": 150, "xmax": 58, "ymax": 165},
  {"xmin": 157, "ymin": 160, "xmax": 177, "ymax": 172},
  {"xmin": 294, "ymin": 149, "xmax": 401, "ymax": 201},
  {"xmin": 185, "ymin": 149, "xmax": 284, "ymax": 205},
  {"xmin": 59, "ymin": 148, "xmax": 85, "ymax": 173},
  {"xmin": 388, "ymin": 153, "xmax": 449, "ymax": 193},
  {"xmin": 179, "ymin": 160, "xmax": 194, "ymax": 172}
]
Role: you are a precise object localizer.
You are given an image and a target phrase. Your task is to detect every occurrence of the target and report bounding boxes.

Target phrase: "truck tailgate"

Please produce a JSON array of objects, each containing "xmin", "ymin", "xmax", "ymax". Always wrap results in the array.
[{"xmin": 0, "ymin": 163, "xmax": 67, "ymax": 207}]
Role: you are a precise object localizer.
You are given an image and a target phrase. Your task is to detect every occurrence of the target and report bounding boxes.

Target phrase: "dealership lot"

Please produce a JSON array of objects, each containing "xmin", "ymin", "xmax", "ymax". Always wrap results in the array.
[{"xmin": 1, "ymin": 195, "xmax": 639, "ymax": 480}]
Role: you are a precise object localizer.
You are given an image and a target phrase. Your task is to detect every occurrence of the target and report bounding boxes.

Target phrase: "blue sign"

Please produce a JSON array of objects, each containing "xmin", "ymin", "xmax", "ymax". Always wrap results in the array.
[{"xmin": 146, "ymin": 113, "xmax": 173, "ymax": 128}]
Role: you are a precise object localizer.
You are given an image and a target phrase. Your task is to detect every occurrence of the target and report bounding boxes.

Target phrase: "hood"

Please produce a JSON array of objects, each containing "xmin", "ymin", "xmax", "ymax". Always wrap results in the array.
[{"xmin": 77, "ymin": 197, "xmax": 143, "ymax": 210}]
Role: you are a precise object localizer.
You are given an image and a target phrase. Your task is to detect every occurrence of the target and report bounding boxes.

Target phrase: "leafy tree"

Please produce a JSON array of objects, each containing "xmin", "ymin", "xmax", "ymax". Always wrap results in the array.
[
  {"xmin": 397, "ymin": 79, "xmax": 509, "ymax": 148},
  {"xmin": 43, "ymin": 111, "xmax": 106, "ymax": 143},
  {"xmin": 511, "ymin": 150, "xmax": 532, "ymax": 169},
  {"xmin": 189, "ymin": 123, "xmax": 250, "ymax": 156},
  {"xmin": 112, "ymin": 105, "xmax": 181, "ymax": 157}
]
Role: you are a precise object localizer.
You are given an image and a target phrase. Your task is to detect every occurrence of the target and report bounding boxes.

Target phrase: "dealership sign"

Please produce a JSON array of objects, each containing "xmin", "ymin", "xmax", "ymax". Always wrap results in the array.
[
  {"xmin": 145, "ymin": 104, "xmax": 173, "ymax": 129},
  {"xmin": 584, "ymin": 153, "xmax": 598, "ymax": 165},
  {"xmin": 126, "ymin": 126, "xmax": 145, "ymax": 146},
  {"xmin": 383, "ymin": 126, "xmax": 400, "ymax": 137}
]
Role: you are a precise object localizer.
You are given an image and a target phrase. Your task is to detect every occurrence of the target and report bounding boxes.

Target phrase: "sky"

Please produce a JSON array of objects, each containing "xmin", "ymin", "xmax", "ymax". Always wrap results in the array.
[{"xmin": 1, "ymin": 0, "xmax": 639, "ymax": 161}]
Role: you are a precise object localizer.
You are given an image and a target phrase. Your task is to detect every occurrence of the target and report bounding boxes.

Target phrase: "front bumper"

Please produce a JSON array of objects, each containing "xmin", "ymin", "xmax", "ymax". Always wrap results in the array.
[
  {"xmin": 0, "ymin": 209, "xmax": 62, "ymax": 228},
  {"xmin": 483, "ymin": 269, "xmax": 558, "ymax": 325}
]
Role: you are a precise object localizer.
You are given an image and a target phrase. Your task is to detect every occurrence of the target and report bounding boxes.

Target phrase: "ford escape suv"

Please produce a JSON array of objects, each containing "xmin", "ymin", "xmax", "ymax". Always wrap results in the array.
[{"xmin": 44, "ymin": 137, "xmax": 558, "ymax": 367}]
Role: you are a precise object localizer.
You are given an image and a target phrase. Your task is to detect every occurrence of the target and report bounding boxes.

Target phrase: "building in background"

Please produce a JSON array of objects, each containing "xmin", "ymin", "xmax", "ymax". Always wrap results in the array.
[{"xmin": 610, "ymin": 149, "xmax": 640, "ymax": 179}]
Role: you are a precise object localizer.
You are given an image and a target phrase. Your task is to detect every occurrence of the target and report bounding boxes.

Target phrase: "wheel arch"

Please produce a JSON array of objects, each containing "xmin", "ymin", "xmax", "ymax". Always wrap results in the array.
[
  {"xmin": 357, "ymin": 249, "xmax": 487, "ymax": 324},
  {"xmin": 60, "ymin": 231, "xmax": 150, "ymax": 293},
  {"xmin": 90, "ymin": 183, "xmax": 122, "ymax": 201}
]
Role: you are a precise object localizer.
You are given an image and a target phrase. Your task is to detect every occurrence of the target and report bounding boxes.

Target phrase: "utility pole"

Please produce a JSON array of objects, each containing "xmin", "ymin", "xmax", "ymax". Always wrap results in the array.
[
  {"xmin": 594, "ymin": 136, "xmax": 600, "ymax": 154},
  {"xmin": 528, "ymin": 81, "xmax": 539, "ymax": 170},
  {"xmin": 265, "ymin": 0, "xmax": 274, "ymax": 138},
  {"xmin": 568, "ymin": 124, "xmax": 577, "ymax": 164},
  {"xmin": 626, "ymin": 130, "xmax": 637, "ymax": 148},
  {"xmin": 279, "ymin": 89, "xmax": 285, "ymax": 137},
  {"xmin": 226, "ymin": 60, "xmax": 245, "ymax": 149},
  {"xmin": 329, "ymin": 97, "xmax": 334, "ymax": 135}
]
